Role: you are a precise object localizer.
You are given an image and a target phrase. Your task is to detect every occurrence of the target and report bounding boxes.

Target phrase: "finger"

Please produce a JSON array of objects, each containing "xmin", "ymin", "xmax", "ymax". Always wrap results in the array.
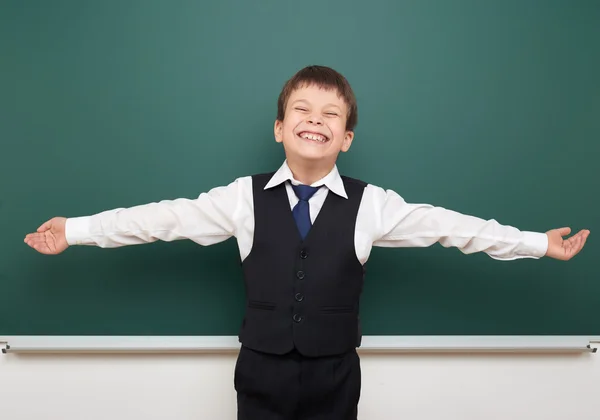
[
  {"xmin": 25, "ymin": 232, "xmax": 44, "ymax": 243},
  {"xmin": 25, "ymin": 238, "xmax": 42, "ymax": 249},
  {"xmin": 25, "ymin": 233, "xmax": 54, "ymax": 250},
  {"xmin": 581, "ymin": 231, "xmax": 590, "ymax": 248},
  {"xmin": 573, "ymin": 234, "xmax": 583, "ymax": 250},
  {"xmin": 575, "ymin": 231, "xmax": 589, "ymax": 252},
  {"xmin": 557, "ymin": 227, "xmax": 571, "ymax": 237},
  {"xmin": 572, "ymin": 229, "xmax": 589, "ymax": 243},
  {"xmin": 567, "ymin": 234, "xmax": 585, "ymax": 258},
  {"xmin": 565, "ymin": 231, "xmax": 583, "ymax": 245},
  {"xmin": 37, "ymin": 219, "xmax": 53, "ymax": 233},
  {"xmin": 28, "ymin": 236, "xmax": 49, "ymax": 246}
]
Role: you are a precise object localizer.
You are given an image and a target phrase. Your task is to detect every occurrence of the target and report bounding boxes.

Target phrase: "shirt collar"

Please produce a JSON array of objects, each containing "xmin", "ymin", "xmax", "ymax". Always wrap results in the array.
[{"xmin": 264, "ymin": 160, "xmax": 348, "ymax": 199}]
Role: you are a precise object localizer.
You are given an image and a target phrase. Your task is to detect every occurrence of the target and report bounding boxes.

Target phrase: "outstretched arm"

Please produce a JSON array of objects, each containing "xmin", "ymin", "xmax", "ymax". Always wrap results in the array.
[
  {"xmin": 365, "ymin": 185, "xmax": 590, "ymax": 261},
  {"xmin": 24, "ymin": 178, "xmax": 246, "ymax": 255}
]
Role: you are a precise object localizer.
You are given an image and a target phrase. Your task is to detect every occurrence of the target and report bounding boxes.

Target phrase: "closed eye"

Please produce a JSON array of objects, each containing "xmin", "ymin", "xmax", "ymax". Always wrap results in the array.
[
  {"xmin": 325, "ymin": 112, "xmax": 338, "ymax": 116},
  {"xmin": 295, "ymin": 107, "xmax": 308, "ymax": 112}
]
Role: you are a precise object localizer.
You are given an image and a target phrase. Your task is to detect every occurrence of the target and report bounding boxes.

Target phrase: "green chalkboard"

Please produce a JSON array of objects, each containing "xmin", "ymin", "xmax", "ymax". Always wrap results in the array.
[{"xmin": 1, "ymin": 0, "xmax": 598, "ymax": 336}]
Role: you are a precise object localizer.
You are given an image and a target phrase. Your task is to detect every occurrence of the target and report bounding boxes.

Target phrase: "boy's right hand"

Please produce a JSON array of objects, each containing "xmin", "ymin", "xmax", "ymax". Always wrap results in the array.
[{"xmin": 24, "ymin": 217, "xmax": 69, "ymax": 255}]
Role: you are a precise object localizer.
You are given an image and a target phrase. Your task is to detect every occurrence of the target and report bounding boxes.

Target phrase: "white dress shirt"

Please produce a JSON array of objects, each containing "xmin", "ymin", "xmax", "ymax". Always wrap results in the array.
[{"xmin": 65, "ymin": 161, "xmax": 548, "ymax": 264}]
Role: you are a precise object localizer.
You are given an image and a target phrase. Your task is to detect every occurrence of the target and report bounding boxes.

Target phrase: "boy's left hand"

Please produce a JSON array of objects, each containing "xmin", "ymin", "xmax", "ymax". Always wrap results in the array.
[{"xmin": 545, "ymin": 228, "xmax": 590, "ymax": 260}]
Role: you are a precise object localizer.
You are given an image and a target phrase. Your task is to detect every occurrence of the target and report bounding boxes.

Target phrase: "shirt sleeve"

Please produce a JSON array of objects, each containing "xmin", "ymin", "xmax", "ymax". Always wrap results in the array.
[
  {"xmin": 366, "ymin": 185, "xmax": 548, "ymax": 260},
  {"xmin": 65, "ymin": 178, "xmax": 246, "ymax": 248}
]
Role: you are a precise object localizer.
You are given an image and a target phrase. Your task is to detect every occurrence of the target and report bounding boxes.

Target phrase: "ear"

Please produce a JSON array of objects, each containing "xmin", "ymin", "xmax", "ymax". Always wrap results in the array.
[
  {"xmin": 274, "ymin": 120, "xmax": 283, "ymax": 143},
  {"xmin": 340, "ymin": 130, "xmax": 354, "ymax": 152}
]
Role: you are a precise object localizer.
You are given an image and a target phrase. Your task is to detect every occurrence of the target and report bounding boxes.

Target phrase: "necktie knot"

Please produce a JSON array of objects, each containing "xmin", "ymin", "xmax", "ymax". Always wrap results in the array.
[{"xmin": 292, "ymin": 184, "xmax": 319, "ymax": 202}]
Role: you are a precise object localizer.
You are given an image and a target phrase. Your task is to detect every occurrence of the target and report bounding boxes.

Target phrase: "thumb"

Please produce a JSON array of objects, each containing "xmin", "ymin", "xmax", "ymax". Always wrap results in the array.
[
  {"xmin": 37, "ymin": 218, "xmax": 55, "ymax": 233},
  {"xmin": 557, "ymin": 227, "xmax": 571, "ymax": 237}
]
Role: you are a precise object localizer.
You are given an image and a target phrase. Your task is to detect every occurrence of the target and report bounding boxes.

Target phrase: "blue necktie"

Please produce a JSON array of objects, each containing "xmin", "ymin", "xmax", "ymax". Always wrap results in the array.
[{"xmin": 292, "ymin": 184, "xmax": 319, "ymax": 240}]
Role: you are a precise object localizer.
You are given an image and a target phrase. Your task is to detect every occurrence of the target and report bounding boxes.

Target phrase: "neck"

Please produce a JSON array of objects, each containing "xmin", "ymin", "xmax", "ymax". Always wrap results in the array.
[{"xmin": 286, "ymin": 157, "xmax": 335, "ymax": 185}]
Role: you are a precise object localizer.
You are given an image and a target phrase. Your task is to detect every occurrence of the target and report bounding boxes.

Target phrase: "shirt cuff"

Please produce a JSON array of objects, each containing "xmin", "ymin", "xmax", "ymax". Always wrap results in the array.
[
  {"xmin": 519, "ymin": 231, "xmax": 548, "ymax": 258},
  {"xmin": 65, "ymin": 216, "xmax": 93, "ymax": 246}
]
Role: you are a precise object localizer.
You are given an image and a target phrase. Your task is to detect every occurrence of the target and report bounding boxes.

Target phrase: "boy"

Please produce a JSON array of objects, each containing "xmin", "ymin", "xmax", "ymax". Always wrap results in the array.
[{"xmin": 24, "ymin": 65, "xmax": 589, "ymax": 420}]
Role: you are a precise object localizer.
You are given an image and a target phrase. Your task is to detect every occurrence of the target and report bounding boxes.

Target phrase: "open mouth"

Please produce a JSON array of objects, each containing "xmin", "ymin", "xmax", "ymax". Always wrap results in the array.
[{"xmin": 297, "ymin": 131, "xmax": 330, "ymax": 144}]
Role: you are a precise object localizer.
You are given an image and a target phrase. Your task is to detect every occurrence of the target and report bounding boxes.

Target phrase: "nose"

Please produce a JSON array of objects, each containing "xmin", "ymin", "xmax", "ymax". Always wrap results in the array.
[{"xmin": 307, "ymin": 113, "xmax": 323, "ymax": 126}]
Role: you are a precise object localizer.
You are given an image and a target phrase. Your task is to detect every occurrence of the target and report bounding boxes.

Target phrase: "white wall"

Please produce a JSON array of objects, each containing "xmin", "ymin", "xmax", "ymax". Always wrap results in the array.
[{"xmin": 1, "ymin": 347, "xmax": 599, "ymax": 420}]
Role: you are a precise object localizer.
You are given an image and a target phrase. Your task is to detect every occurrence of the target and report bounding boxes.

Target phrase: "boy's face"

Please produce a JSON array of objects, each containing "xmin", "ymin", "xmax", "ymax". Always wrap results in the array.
[{"xmin": 274, "ymin": 84, "xmax": 354, "ymax": 165}]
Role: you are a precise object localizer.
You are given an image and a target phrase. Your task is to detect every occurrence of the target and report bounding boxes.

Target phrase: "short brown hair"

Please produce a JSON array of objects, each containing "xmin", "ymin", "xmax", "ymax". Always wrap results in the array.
[{"xmin": 276, "ymin": 65, "xmax": 358, "ymax": 131}]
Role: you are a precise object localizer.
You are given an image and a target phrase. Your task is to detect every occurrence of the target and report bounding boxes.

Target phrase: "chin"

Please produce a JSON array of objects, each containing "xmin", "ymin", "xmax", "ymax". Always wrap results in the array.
[
  {"xmin": 296, "ymin": 146, "xmax": 330, "ymax": 159},
  {"xmin": 290, "ymin": 153, "xmax": 322, "ymax": 162}
]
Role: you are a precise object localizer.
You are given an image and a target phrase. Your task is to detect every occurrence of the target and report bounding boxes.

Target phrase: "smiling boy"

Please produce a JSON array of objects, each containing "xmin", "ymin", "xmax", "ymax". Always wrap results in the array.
[{"xmin": 24, "ymin": 65, "xmax": 590, "ymax": 419}]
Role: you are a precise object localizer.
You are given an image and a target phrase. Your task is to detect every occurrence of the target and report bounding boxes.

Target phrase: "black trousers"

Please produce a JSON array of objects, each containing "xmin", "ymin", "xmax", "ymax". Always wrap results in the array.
[{"xmin": 234, "ymin": 345, "xmax": 361, "ymax": 420}]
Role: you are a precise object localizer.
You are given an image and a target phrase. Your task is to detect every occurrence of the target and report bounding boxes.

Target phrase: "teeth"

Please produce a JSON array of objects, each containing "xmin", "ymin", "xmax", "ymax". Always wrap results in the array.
[{"xmin": 299, "ymin": 132, "xmax": 327, "ymax": 142}]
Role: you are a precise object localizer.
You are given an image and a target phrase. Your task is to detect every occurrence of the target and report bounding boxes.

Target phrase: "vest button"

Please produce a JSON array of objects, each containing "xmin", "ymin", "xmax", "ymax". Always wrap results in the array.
[
  {"xmin": 296, "ymin": 271, "xmax": 305, "ymax": 279},
  {"xmin": 295, "ymin": 293, "xmax": 304, "ymax": 302},
  {"xmin": 293, "ymin": 313, "xmax": 303, "ymax": 322},
  {"xmin": 300, "ymin": 250, "xmax": 308, "ymax": 259}
]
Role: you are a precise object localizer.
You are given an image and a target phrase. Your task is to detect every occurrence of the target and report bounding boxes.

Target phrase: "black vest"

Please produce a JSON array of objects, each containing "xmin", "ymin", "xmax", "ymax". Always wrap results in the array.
[{"xmin": 238, "ymin": 172, "xmax": 367, "ymax": 357}]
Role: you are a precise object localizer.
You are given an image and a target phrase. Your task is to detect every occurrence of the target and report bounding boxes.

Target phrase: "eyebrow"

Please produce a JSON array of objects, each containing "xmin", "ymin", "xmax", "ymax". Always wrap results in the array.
[{"xmin": 291, "ymin": 99, "xmax": 343, "ymax": 111}]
